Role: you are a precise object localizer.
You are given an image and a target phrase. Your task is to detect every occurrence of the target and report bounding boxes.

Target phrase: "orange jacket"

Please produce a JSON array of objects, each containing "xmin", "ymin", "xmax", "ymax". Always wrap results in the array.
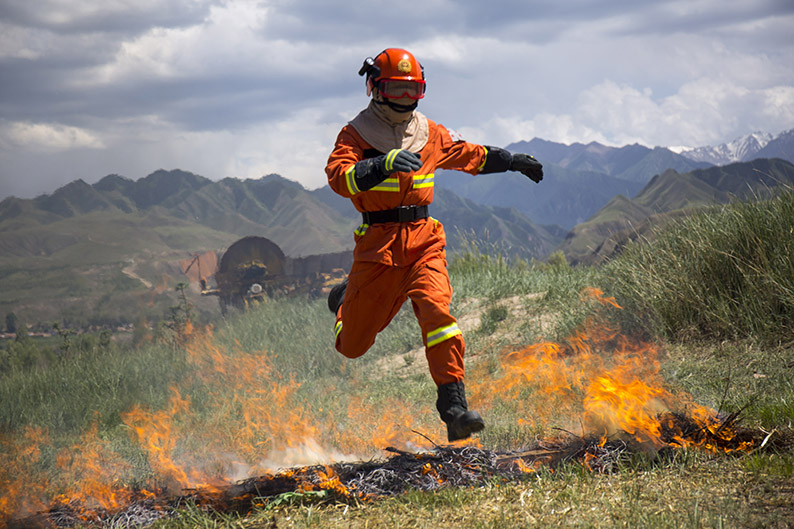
[{"xmin": 326, "ymin": 119, "xmax": 487, "ymax": 266}]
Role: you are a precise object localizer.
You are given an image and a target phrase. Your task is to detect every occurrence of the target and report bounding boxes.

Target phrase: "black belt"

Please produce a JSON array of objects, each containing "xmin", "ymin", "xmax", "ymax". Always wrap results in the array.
[{"xmin": 362, "ymin": 205, "xmax": 429, "ymax": 225}]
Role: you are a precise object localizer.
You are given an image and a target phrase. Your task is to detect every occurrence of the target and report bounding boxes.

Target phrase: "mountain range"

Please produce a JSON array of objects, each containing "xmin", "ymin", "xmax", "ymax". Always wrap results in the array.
[
  {"xmin": 677, "ymin": 129, "xmax": 794, "ymax": 166},
  {"xmin": 1, "ymin": 128, "xmax": 793, "ymax": 327}
]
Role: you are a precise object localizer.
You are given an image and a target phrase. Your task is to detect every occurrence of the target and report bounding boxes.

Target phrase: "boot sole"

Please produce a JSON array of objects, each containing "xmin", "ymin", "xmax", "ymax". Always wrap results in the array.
[{"xmin": 448, "ymin": 411, "xmax": 485, "ymax": 442}]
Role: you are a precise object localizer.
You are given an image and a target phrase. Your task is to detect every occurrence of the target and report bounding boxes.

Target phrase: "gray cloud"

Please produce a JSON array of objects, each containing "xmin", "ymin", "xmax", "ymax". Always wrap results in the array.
[{"xmin": 0, "ymin": 0, "xmax": 215, "ymax": 34}]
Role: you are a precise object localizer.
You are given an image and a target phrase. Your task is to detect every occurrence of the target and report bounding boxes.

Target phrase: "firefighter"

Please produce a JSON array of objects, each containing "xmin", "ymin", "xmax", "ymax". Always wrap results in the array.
[{"xmin": 325, "ymin": 48, "xmax": 543, "ymax": 442}]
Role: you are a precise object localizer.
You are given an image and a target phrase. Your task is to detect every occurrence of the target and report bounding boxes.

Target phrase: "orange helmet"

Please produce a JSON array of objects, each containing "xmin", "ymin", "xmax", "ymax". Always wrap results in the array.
[{"xmin": 359, "ymin": 48, "xmax": 426, "ymax": 100}]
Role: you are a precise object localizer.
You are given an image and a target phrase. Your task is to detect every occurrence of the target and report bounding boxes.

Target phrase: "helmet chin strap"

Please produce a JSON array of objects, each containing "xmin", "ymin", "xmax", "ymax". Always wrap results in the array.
[{"xmin": 373, "ymin": 97, "xmax": 418, "ymax": 113}]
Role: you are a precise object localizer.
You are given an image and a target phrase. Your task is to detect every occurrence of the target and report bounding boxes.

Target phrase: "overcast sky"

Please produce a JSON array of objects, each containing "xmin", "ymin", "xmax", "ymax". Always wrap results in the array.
[{"xmin": 1, "ymin": 0, "xmax": 793, "ymax": 200}]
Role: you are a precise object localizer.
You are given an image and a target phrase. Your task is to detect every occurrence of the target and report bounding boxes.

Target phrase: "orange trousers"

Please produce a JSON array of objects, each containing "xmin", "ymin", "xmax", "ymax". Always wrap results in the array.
[{"xmin": 334, "ymin": 252, "xmax": 465, "ymax": 386}]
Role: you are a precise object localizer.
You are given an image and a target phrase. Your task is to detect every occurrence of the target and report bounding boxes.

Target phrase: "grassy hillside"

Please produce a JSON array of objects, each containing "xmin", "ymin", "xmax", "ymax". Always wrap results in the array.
[
  {"xmin": 1, "ymin": 190, "xmax": 792, "ymax": 528},
  {"xmin": 0, "ymin": 210, "xmax": 240, "ymax": 327},
  {"xmin": 556, "ymin": 194, "xmax": 652, "ymax": 262},
  {"xmin": 559, "ymin": 158, "xmax": 794, "ymax": 265}
]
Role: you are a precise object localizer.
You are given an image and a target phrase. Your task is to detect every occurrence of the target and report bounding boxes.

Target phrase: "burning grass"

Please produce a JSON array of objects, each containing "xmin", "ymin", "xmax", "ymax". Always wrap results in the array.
[{"xmin": 1, "ymin": 287, "xmax": 792, "ymax": 528}]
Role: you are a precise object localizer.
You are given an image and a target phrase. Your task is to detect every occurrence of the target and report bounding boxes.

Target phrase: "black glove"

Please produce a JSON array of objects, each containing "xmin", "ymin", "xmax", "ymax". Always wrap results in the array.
[
  {"xmin": 381, "ymin": 149, "xmax": 422, "ymax": 174},
  {"xmin": 351, "ymin": 149, "xmax": 423, "ymax": 193},
  {"xmin": 510, "ymin": 153, "xmax": 543, "ymax": 183}
]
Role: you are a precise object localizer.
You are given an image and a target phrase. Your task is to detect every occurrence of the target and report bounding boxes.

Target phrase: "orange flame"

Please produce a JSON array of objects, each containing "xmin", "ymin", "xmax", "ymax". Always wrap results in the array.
[
  {"xmin": 300, "ymin": 466, "xmax": 353, "ymax": 497},
  {"xmin": 0, "ymin": 426, "xmax": 51, "ymax": 520},
  {"xmin": 53, "ymin": 420, "xmax": 135, "ymax": 513},
  {"xmin": 471, "ymin": 287, "xmax": 751, "ymax": 453},
  {"xmin": 122, "ymin": 388, "xmax": 214, "ymax": 492}
]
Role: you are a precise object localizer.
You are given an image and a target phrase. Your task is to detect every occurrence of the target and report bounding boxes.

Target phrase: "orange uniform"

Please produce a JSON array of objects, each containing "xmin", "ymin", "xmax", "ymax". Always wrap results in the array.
[{"xmin": 326, "ymin": 121, "xmax": 488, "ymax": 385}]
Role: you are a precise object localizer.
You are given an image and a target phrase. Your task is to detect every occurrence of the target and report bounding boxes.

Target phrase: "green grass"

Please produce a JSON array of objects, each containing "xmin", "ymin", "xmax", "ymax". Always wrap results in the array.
[
  {"xmin": 659, "ymin": 340, "xmax": 794, "ymax": 428},
  {"xmin": 2, "ymin": 191, "xmax": 794, "ymax": 528},
  {"xmin": 0, "ymin": 339, "xmax": 186, "ymax": 432},
  {"xmin": 605, "ymin": 188, "xmax": 794, "ymax": 343}
]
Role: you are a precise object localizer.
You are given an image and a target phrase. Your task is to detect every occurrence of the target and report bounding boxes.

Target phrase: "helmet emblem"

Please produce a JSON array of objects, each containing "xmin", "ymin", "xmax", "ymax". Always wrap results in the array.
[{"xmin": 397, "ymin": 59, "xmax": 412, "ymax": 73}]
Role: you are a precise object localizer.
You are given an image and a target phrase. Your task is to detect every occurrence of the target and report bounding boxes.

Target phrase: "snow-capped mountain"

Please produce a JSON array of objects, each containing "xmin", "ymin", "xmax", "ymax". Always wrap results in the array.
[
  {"xmin": 679, "ymin": 131, "xmax": 774, "ymax": 165},
  {"xmin": 753, "ymin": 129, "xmax": 794, "ymax": 162}
]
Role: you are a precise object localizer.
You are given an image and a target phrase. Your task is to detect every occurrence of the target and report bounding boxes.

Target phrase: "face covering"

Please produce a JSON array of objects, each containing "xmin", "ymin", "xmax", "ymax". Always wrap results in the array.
[{"xmin": 348, "ymin": 99, "xmax": 429, "ymax": 155}]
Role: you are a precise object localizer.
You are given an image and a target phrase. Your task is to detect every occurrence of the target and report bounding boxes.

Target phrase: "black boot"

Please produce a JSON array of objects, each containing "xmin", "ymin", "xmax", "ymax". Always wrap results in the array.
[
  {"xmin": 327, "ymin": 279, "xmax": 347, "ymax": 314},
  {"xmin": 436, "ymin": 381, "xmax": 485, "ymax": 442}
]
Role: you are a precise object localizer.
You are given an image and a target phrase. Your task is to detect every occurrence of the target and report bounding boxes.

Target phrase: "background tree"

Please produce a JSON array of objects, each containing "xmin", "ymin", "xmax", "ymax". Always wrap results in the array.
[{"xmin": 5, "ymin": 312, "xmax": 17, "ymax": 334}]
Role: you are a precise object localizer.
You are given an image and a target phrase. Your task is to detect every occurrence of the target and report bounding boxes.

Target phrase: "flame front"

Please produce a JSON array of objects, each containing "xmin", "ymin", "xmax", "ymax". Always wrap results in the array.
[{"xmin": 472, "ymin": 288, "xmax": 748, "ymax": 452}]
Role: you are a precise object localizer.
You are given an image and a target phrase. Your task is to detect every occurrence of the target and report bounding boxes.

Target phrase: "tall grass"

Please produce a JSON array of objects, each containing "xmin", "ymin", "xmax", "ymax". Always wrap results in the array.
[
  {"xmin": 605, "ymin": 188, "xmax": 794, "ymax": 343},
  {"xmin": 0, "ymin": 341, "xmax": 186, "ymax": 433}
]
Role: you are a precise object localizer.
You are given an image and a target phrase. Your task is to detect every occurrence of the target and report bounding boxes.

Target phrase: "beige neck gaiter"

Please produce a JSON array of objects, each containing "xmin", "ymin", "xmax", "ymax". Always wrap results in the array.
[{"xmin": 349, "ymin": 100, "xmax": 429, "ymax": 154}]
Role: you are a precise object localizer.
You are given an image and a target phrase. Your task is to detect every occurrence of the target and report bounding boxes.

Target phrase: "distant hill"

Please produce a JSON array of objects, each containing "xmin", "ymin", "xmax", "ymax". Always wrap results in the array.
[
  {"xmin": 0, "ymin": 169, "xmax": 562, "ymax": 327},
  {"xmin": 557, "ymin": 158, "xmax": 794, "ymax": 265},
  {"xmin": 0, "ymin": 170, "xmax": 353, "ymax": 256},
  {"xmin": 0, "ymin": 170, "xmax": 354, "ymax": 327}
]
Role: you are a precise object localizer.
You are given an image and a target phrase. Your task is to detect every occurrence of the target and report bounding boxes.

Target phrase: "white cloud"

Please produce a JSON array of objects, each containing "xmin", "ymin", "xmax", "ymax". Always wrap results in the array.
[
  {"xmin": 0, "ymin": 121, "xmax": 104, "ymax": 153},
  {"xmin": 760, "ymin": 86, "xmax": 794, "ymax": 123},
  {"xmin": 77, "ymin": 0, "xmax": 337, "ymax": 89},
  {"xmin": 221, "ymin": 111, "xmax": 345, "ymax": 189},
  {"xmin": 465, "ymin": 76, "xmax": 794, "ymax": 150}
]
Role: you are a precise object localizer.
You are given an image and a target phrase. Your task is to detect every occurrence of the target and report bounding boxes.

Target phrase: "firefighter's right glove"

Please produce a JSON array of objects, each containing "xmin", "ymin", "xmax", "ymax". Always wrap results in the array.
[
  {"xmin": 381, "ymin": 149, "xmax": 422, "ymax": 174},
  {"xmin": 510, "ymin": 153, "xmax": 543, "ymax": 183}
]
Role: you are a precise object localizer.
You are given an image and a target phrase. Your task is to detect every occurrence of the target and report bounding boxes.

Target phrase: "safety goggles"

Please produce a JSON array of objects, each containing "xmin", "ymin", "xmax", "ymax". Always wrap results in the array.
[{"xmin": 377, "ymin": 79, "xmax": 426, "ymax": 100}]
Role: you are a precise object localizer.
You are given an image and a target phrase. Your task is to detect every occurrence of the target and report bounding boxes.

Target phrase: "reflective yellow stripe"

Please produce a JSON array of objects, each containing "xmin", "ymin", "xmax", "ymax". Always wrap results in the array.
[
  {"xmin": 384, "ymin": 149, "xmax": 401, "ymax": 172},
  {"xmin": 371, "ymin": 177, "xmax": 400, "ymax": 192},
  {"xmin": 412, "ymin": 173, "xmax": 434, "ymax": 189},
  {"xmin": 345, "ymin": 165, "xmax": 361, "ymax": 195},
  {"xmin": 354, "ymin": 223, "xmax": 369, "ymax": 236},
  {"xmin": 426, "ymin": 323, "xmax": 461, "ymax": 348},
  {"xmin": 335, "ymin": 320, "xmax": 343, "ymax": 338},
  {"xmin": 477, "ymin": 147, "xmax": 489, "ymax": 171}
]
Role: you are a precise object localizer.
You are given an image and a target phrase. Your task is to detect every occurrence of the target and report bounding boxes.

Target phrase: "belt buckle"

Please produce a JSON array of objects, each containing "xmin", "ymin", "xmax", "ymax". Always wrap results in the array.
[{"xmin": 396, "ymin": 206, "xmax": 414, "ymax": 222}]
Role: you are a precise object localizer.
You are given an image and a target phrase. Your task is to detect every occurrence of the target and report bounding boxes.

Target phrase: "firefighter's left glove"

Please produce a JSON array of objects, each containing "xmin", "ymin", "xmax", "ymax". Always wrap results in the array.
[
  {"xmin": 381, "ymin": 149, "xmax": 422, "ymax": 174},
  {"xmin": 510, "ymin": 154, "xmax": 543, "ymax": 183},
  {"xmin": 352, "ymin": 150, "xmax": 422, "ymax": 193}
]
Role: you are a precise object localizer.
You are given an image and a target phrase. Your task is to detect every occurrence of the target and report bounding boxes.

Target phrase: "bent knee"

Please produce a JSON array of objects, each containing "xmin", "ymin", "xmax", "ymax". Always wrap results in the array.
[
  {"xmin": 333, "ymin": 322, "xmax": 372, "ymax": 358},
  {"xmin": 336, "ymin": 340, "xmax": 368, "ymax": 359}
]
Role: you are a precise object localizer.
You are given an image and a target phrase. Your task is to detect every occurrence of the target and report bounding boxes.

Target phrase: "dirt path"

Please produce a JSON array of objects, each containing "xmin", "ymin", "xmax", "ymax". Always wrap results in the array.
[{"xmin": 122, "ymin": 260, "xmax": 152, "ymax": 288}]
